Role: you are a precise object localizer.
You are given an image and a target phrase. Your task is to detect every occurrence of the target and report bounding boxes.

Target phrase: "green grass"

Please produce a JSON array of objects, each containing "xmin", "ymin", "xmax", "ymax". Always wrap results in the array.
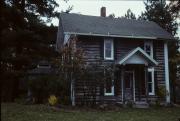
[{"xmin": 1, "ymin": 103, "xmax": 180, "ymax": 121}]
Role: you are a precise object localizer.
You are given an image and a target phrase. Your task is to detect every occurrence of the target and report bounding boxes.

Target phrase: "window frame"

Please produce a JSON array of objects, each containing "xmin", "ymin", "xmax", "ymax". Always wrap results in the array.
[
  {"xmin": 104, "ymin": 38, "xmax": 114, "ymax": 60},
  {"xmin": 144, "ymin": 41, "xmax": 153, "ymax": 58},
  {"xmin": 148, "ymin": 68, "xmax": 155, "ymax": 95}
]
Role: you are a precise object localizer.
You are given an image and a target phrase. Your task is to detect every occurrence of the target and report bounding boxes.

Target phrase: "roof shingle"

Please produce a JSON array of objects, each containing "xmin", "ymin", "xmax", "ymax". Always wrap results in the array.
[{"xmin": 59, "ymin": 13, "xmax": 174, "ymax": 40}]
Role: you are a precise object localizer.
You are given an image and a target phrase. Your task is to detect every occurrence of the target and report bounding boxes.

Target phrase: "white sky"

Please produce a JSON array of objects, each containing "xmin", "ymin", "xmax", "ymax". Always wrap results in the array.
[{"xmin": 53, "ymin": 0, "xmax": 179, "ymax": 38}]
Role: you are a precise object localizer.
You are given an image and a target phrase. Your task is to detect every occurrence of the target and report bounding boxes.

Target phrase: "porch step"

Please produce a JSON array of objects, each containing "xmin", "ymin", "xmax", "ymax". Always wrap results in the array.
[{"xmin": 133, "ymin": 102, "xmax": 149, "ymax": 108}]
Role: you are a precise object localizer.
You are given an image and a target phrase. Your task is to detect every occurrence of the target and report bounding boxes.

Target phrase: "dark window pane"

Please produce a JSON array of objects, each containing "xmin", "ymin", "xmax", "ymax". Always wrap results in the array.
[
  {"xmin": 105, "ymin": 41, "xmax": 112, "ymax": 58},
  {"xmin": 106, "ymin": 49, "xmax": 111, "ymax": 58},
  {"xmin": 106, "ymin": 42, "xmax": 111, "ymax": 49},
  {"xmin": 145, "ymin": 45, "xmax": 151, "ymax": 55},
  {"xmin": 148, "ymin": 83, "xmax": 152, "ymax": 93},
  {"xmin": 148, "ymin": 72, "xmax": 152, "ymax": 83},
  {"xmin": 105, "ymin": 79, "xmax": 112, "ymax": 93},
  {"xmin": 148, "ymin": 71, "xmax": 152, "ymax": 93},
  {"xmin": 147, "ymin": 51, "xmax": 151, "ymax": 55},
  {"xmin": 146, "ymin": 45, "xmax": 150, "ymax": 51}
]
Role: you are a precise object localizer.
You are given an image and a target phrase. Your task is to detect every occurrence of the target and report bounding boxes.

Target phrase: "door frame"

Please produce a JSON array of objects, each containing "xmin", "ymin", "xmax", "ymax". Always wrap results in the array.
[{"xmin": 124, "ymin": 70, "xmax": 135, "ymax": 102}]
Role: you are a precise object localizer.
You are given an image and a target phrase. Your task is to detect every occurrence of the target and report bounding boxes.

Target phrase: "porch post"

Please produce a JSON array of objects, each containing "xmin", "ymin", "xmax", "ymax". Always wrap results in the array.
[
  {"xmin": 144, "ymin": 66, "xmax": 148, "ymax": 102},
  {"xmin": 164, "ymin": 42, "xmax": 170, "ymax": 103},
  {"xmin": 139, "ymin": 66, "xmax": 141, "ymax": 101},
  {"xmin": 121, "ymin": 66, "xmax": 124, "ymax": 103},
  {"xmin": 133, "ymin": 70, "xmax": 136, "ymax": 102}
]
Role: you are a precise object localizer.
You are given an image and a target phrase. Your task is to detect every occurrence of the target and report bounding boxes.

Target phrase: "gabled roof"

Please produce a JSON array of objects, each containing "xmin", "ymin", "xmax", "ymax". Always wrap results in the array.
[
  {"xmin": 118, "ymin": 47, "xmax": 158, "ymax": 66},
  {"xmin": 59, "ymin": 13, "xmax": 174, "ymax": 40}
]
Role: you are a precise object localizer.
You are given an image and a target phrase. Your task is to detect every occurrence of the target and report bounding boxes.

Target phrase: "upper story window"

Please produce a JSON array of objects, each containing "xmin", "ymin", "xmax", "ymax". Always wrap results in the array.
[
  {"xmin": 104, "ymin": 38, "xmax": 114, "ymax": 60},
  {"xmin": 144, "ymin": 41, "xmax": 153, "ymax": 57}
]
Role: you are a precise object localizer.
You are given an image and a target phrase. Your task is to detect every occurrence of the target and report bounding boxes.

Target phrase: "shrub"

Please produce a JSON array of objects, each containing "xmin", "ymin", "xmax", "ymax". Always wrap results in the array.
[
  {"xmin": 157, "ymin": 85, "xmax": 166, "ymax": 98},
  {"xmin": 48, "ymin": 95, "xmax": 58, "ymax": 106},
  {"xmin": 28, "ymin": 74, "xmax": 71, "ymax": 104}
]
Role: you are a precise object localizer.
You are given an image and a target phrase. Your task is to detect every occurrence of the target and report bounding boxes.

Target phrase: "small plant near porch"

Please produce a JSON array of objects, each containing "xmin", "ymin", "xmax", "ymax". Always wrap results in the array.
[
  {"xmin": 157, "ymin": 85, "xmax": 166, "ymax": 98},
  {"xmin": 155, "ymin": 85, "xmax": 166, "ymax": 106},
  {"xmin": 48, "ymin": 95, "xmax": 58, "ymax": 106}
]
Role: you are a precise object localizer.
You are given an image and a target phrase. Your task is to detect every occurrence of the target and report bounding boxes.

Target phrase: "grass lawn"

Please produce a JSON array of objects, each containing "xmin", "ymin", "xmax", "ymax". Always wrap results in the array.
[{"xmin": 1, "ymin": 103, "xmax": 180, "ymax": 121}]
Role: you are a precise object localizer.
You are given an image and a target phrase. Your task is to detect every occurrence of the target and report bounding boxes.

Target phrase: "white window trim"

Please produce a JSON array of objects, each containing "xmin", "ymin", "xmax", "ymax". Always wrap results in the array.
[
  {"xmin": 104, "ymin": 80, "xmax": 114, "ymax": 96},
  {"xmin": 148, "ymin": 67, "xmax": 155, "ymax": 95},
  {"xmin": 104, "ymin": 38, "xmax": 114, "ymax": 60},
  {"xmin": 144, "ymin": 41, "xmax": 153, "ymax": 58}
]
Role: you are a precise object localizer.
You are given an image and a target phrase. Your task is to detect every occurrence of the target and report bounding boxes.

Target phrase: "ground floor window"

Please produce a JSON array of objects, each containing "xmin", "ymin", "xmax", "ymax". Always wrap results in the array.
[
  {"xmin": 148, "ymin": 68, "xmax": 155, "ymax": 95},
  {"xmin": 104, "ymin": 69, "xmax": 115, "ymax": 96},
  {"xmin": 104, "ymin": 79, "xmax": 114, "ymax": 96}
]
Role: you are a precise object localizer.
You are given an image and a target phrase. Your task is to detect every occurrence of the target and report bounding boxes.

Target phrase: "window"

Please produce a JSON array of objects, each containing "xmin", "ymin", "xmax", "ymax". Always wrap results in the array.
[
  {"xmin": 144, "ymin": 41, "xmax": 153, "ymax": 57},
  {"xmin": 104, "ymin": 79, "xmax": 114, "ymax": 96},
  {"xmin": 148, "ymin": 68, "xmax": 155, "ymax": 95},
  {"xmin": 104, "ymin": 70, "xmax": 114, "ymax": 96},
  {"xmin": 104, "ymin": 38, "xmax": 114, "ymax": 60}
]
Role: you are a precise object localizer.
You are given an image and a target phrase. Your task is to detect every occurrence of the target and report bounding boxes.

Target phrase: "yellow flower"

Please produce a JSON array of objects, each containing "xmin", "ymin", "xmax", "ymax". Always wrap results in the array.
[{"xmin": 48, "ymin": 95, "xmax": 58, "ymax": 106}]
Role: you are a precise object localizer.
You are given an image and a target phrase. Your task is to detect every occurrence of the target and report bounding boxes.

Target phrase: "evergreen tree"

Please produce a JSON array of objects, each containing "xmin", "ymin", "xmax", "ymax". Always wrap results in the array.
[
  {"xmin": 124, "ymin": 9, "xmax": 136, "ymax": 20},
  {"xmin": 0, "ymin": 0, "xmax": 59, "ymax": 101},
  {"xmin": 108, "ymin": 13, "xmax": 115, "ymax": 18},
  {"xmin": 169, "ymin": 0, "xmax": 180, "ymax": 18}
]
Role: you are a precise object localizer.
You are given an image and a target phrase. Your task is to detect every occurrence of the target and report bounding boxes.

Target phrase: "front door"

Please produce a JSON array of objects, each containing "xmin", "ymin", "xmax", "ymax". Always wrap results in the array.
[{"xmin": 124, "ymin": 71, "xmax": 134, "ymax": 101}]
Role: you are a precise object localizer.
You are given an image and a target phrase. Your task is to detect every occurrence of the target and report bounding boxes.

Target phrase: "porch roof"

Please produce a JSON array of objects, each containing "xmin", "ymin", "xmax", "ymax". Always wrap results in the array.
[{"xmin": 117, "ymin": 47, "xmax": 158, "ymax": 66}]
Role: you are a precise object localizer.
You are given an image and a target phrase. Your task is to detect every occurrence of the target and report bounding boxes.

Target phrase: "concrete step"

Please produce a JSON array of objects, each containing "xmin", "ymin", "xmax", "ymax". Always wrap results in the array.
[{"xmin": 133, "ymin": 102, "xmax": 149, "ymax": 108}]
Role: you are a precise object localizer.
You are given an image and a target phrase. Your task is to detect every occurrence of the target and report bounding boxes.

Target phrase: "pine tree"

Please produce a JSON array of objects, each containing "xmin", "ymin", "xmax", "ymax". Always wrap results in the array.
[
  {"xmin": 0, "ymin": 0, "xmax": 59, "ymax": 101},
  {"xmin": 124, "ymin": 9, "xmax": 136, "ymax": 20}
]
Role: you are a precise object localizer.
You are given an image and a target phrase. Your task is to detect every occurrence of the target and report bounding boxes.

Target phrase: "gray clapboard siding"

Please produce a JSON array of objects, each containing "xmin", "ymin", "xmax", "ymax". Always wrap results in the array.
[
  {"xmin": 154, "ymin": 41, "xmax": 165, "ymax": 86},
  {"xmin": 77, "ymin": 36, "xmax": 102, "ymax": 64},
  {"xmin": 75, "ymin": 78, "xmax": 101, "ymax": 105},
  {"xmin": 115, "ymin": 38, "xmax": 144, "ymax": 60},
  {"xmin": 75, "ymin": 36, "xmax": 166, "ymax": 104}
]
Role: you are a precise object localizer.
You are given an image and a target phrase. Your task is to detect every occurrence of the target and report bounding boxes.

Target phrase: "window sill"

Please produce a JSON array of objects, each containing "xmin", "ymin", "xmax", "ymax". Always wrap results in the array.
[
  {"xmin": 104, "ymin": 93, "xmax": 114, "ymax": 96},
  {"xmin": 104, "ymin": 58, "xmax": 114, "ymax": 60},
  {"xmin": 148, "ymin": 93, "xmax": 155, "ymax": 96}
]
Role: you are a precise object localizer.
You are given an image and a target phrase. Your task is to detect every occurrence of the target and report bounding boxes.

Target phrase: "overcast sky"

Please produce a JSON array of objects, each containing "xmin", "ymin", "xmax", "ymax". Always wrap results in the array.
[{"xmin": 53, "ymin": 0, "xmax": 180, "ymax": 38}]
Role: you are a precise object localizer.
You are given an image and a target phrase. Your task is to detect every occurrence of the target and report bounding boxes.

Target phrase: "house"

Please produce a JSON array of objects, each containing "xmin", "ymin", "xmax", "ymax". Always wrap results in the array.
[{"xmin": 56, "ymin": 7, "xmax": 175, "ymax": 106}]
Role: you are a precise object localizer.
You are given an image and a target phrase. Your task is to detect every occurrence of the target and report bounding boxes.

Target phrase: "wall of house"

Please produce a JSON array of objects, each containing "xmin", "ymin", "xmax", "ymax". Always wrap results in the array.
[
  {"xmin": 154, "ymin": 41, "xmax": 165, "ymax": 85},
  {"xmin": 76, "ymin": 36, "xmax": 102, "ymax": 64},
  {"xmin": 75, "ymin": 35, "xmax": 166, "ymax": 104},
  {"xmin": 150, "ymin": 41, "xmax": 166, "ymax": 101}
]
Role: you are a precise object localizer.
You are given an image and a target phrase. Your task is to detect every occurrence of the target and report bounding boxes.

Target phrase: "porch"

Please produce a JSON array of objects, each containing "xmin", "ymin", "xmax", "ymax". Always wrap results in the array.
[
  {"xmin": 120, "ymin": 65, "xmax": 147, "ymax": 102},
  {"xmin": 103, "ymin": 47, "xmax": 158, "ymax": 105},
  {"xmin": 102, "ymin": 65, "xmax": 153, "ymax": 105}
]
